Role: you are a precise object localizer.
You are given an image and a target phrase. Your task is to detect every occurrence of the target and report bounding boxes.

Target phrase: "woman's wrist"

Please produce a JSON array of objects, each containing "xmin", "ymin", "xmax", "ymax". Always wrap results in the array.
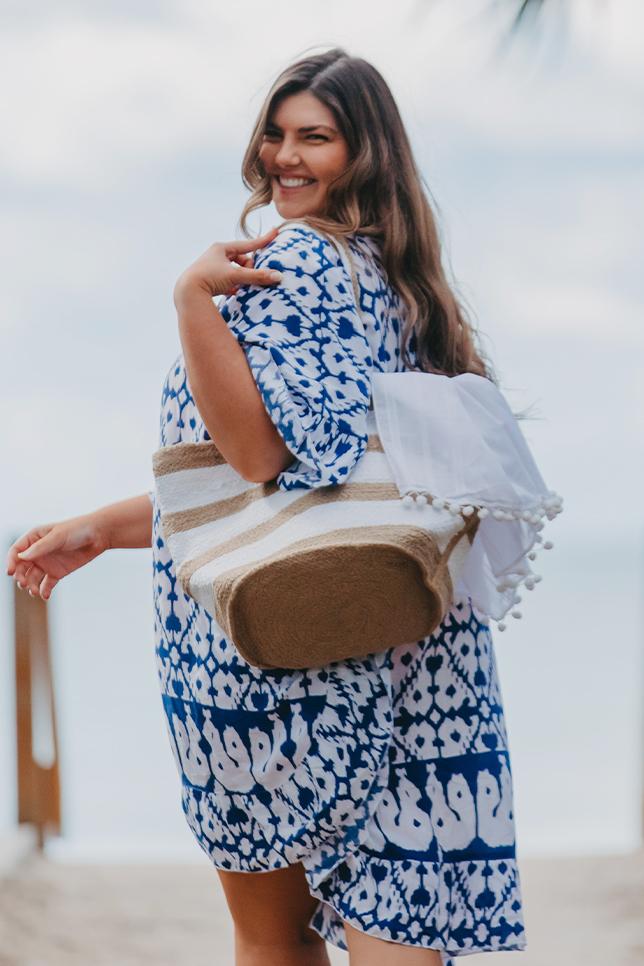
[
  {"xmin": 93, "ymin": 493, "xmax": 153, "ymax": 551},
  {"xmin": 173, "ymin": 272, "xmax": 211, "ymax": 311}
]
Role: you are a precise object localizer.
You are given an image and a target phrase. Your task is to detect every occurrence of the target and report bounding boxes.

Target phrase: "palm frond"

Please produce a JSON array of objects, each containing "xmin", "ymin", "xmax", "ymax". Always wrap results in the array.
[{"xmin": 509, "ymin": 0, "xmax": 548, "ymax": 34}]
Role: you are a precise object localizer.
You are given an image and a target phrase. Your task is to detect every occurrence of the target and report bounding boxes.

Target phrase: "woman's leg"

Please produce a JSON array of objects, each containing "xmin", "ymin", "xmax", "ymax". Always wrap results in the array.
[
  {"xmin": 216, "ymin": 861, "xmax": 331, "ymax": 966},
  {"xmin": 343, "ymin": 918, "xmax": 443, "ymax": 965}
]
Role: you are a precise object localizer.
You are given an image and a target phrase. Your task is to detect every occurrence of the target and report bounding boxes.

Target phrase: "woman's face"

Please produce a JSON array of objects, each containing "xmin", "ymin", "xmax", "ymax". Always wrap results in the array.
[{"xmin": 259, "ymin": 90, "xmax": 350, "ymax": 218}]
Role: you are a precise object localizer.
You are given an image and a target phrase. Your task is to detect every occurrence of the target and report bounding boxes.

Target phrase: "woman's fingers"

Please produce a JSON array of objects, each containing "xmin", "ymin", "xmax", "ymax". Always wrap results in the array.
[
  {"xmin": 13, "ymin": 561, "xmax": 32, "ymax": 589},
  {"xmin": 11, "ymin": 556, "xmax": 37, "ymax": 586},
  {"xmin": 12, "ymin": 560, "xmax": 54, "ymax": 600},
  {"xmin": 16, "ymin": 527, "xmax": 61, "ymax": 564},
  {"xmin": 7, "ymin": 531, "xmax": 36, "ymax": 575},
  {"xmin": 14, "ymin": 561, "xmax": 43, "ymax": 595},
  {"xmin": 7, "ymin": 525, "xmax": 54, "ymax": 574},
  {"xmin": 225, "ymin": 226, "xmax": 280, "ymax": 257},
  {"xmin": 39, "ymin": 573, "xmax": 58, "ymax": 601},
  {"xmin": 229, "ymin": 264, "xmax": 283, "ymax": 288},
  {"xmin": 26, "ymin": 563, "xmax": 46, "ymax": 596}
]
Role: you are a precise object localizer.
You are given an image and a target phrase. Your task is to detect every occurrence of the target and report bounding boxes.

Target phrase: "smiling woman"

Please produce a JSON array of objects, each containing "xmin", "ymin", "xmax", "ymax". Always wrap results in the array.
[
  {"xmin": 147, "ymin": 45, "xmax": 526, "ymax": 966},
  {"xmin": 258, "ymin": 90, "xmax": 350, "ymax": 219}
]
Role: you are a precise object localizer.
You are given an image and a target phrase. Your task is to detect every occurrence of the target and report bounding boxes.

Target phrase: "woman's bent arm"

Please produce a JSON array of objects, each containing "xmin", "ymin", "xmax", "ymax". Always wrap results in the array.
[{"xmin": 95, "ymin": 492, "xmax": 153, "ymax": 550}]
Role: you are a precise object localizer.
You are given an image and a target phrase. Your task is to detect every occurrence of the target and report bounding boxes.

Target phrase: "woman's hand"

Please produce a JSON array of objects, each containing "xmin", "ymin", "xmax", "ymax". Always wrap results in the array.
[
  {"xmin": 173, "ymin": 226, "xmax": 284, "ymax": 304},
  {"xmin": 6, "ymin": 513, "xmax": 109, "ymax": 601}
]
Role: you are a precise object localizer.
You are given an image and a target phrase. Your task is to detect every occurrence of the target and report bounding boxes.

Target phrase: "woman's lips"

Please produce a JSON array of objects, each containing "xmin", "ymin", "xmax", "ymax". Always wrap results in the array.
[{"xmin": 273, "ymin": 176, "xmax": 317, "ymax": 192}]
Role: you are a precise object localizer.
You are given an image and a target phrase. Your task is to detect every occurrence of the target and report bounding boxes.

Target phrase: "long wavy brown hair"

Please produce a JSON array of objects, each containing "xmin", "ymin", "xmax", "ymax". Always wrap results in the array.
[{"xmin": 238, "ymin": 46, "xmax": 496, "ymax": 382}]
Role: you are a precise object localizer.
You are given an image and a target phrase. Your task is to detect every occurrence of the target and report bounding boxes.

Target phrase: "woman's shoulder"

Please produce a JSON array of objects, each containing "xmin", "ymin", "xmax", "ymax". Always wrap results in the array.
[
  {"xmin": 255, "ymin": 220, "xmax": 343, "ymax": 271},
  {"xmin": 272, "ymin": 219, "xmax": 345, "ymax": 247}
]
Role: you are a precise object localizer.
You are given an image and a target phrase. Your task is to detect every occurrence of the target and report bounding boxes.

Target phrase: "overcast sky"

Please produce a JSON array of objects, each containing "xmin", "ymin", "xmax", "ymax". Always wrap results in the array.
[
  {"xmin": 2, "ymin": 0, "xmax": 643, "ymax": 857},
  {"xmin": 1, "ymin": 0, "xmax": 642, "ymax": 551}
]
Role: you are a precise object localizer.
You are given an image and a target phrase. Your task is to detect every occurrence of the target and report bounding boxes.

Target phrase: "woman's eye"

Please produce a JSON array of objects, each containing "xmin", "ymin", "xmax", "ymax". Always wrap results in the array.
[{"xmin": 262, "ymin": 133, "xmax": 327, "ymax": 142}]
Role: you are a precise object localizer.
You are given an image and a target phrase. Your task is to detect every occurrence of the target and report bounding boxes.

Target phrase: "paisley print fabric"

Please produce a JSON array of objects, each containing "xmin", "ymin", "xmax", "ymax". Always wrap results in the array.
[{"xmin": 151, "ymin": 224, "xmax": 526, "ymax": 962}]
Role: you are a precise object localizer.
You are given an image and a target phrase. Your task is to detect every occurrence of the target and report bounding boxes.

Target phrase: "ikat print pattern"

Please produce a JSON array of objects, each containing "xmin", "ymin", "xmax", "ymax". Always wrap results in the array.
[
  {"xmin": 217, "ymin": 225, "xmax": 399, "ymax": 489},
  {"xmin": 151, "ymin": 224, "xmax": 526, "ymax": 962}
]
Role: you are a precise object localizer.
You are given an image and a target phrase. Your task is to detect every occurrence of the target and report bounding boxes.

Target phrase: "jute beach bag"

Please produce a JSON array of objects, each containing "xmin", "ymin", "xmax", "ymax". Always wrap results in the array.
[
  {"xmin": 152, "ymin": 223, "xmax": 563, "ymax": 669},
  {"xmin": 151, "ymin": 412, "xmax": 480, "ymax": 670}
]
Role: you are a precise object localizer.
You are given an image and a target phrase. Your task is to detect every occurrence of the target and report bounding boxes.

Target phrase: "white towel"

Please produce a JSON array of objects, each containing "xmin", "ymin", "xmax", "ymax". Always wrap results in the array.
[{"xmin": 371, "ymin": 371, "xmax": 563, "ymax": 628}]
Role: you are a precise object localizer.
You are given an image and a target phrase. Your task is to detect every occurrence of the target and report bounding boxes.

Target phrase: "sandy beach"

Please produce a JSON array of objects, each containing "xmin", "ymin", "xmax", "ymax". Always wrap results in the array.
[{"xmin": 0, "ymin": 843, "xmax": 643, "ymax": 965}]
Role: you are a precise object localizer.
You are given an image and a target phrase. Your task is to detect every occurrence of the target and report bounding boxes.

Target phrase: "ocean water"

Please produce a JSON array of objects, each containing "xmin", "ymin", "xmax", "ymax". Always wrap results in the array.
[{"xmin": 1, "ymin": 535, "xmax": 643, "ymax": 864}]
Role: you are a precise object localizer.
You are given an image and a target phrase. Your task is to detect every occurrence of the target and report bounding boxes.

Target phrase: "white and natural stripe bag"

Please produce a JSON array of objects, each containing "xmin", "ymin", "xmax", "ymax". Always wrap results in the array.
[{"xmin": 152, "ymin": 226, "xmax": 562, "ymax": 669}]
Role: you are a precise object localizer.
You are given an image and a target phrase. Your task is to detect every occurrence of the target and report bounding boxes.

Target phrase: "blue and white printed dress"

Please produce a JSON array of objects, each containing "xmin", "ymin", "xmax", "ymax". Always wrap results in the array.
[{"xmin": 151, "ymin": 223, "xmax": 527, "ymax": 963}]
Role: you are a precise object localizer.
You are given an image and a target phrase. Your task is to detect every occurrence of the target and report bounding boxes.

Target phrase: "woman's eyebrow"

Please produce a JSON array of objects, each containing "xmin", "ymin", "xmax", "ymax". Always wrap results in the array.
[{"xmin": 266, "ymin": 122, "xmax": 338, "ymax": 133}]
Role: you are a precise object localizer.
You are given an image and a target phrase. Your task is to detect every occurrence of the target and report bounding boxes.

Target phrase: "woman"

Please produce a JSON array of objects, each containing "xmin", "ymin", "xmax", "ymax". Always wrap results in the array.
[{"xmin": 7, "ymin": 48, "xmax": 526, "ymax": 965}]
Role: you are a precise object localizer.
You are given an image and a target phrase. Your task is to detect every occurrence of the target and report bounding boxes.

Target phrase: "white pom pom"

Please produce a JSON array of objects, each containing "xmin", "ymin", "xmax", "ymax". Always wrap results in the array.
[
  {"xmin": 496, "ymin": 582, "xmax": 507, "ymax": 593},
  {"xmin": 521, "ymin": 510, "xmax": 532, "ymax": 521},
  {"xmin": 477, "ymin": 507, "xmax": 490, "ymax": 519},
  {"xmin": 524, "ymin": 579, "xmax": 535, "ymax": 590},
  {"xmin": 511, "ymin": 610, "xmax": 522, "ymax": 619},
  {"xmin": 528, "ymin": 551, "xmax": 537, "ymax": 561},
  {"xmin": 535, "ymin": 533, "xmax": 543, "ymax": 543},
  {"xmin": 543, "ymin": 540, "xmax": 554, "ymax": 550},
  {"xmin": 533, "ymin": 574, "xmax": 543, "ymax": 584},
  {"xmin": 416, "ymin": 493, "xmax": 428, "ymax": 506},
  {"xmin": 492, "ymin": 509, "xmax": 505, "ymax": 520},
  {"xmin": 497, "ymin": 622, "xmax": 507, "ymax": 632},
  {"xmin": 462, "ymin": 505, "xmax": 475, "ymax": 516},
  {"xmin": 513, "ymin": 595, "xmax": 522, "ymax": 605},
  {"xmin": 402, "ymin": 494, "xmax": 414, "ymax": 507},
  {"xmin": 449, "ymin": 503, "xmax": 462, "ymax": 516},
  {"xmin": 432, "ymin": 498, "xmax": 445, "ymax": 511}
]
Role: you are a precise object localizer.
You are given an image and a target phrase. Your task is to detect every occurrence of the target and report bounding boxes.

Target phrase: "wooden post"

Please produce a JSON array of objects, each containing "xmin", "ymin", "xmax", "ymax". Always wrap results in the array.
[{"xmin": 14, "ymin": 579, "xmax": 61, "ymax": 847}]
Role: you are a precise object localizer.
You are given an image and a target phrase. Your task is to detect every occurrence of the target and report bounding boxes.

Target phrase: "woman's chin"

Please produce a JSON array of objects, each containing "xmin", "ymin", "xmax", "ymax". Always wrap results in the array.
[{"xmin": 274, "ymin": 198, "xmax": 318, "ymax": 219}]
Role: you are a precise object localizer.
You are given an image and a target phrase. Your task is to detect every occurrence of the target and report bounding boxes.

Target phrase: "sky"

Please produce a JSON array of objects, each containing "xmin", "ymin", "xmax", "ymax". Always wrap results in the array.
[
  {"xmin": 1, "ymin": 0, "xmax": 641, "ymax": 545},
  {"xmin": 1, "ymin": 0, "xmax": 643, "ymax": 854}
]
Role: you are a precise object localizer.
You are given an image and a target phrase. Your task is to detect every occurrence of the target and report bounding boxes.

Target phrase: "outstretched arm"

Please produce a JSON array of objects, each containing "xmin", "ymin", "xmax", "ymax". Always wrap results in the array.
[{"xmin": 95, "ymin": 492, "xmax": 153, "ymax": 550}]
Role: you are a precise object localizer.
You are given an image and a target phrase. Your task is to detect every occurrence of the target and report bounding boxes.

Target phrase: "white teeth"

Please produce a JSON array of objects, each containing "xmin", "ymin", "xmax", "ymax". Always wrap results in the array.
[{"xmin": 277, "ymin": 176, "xmax": 315, "ymax": 187}]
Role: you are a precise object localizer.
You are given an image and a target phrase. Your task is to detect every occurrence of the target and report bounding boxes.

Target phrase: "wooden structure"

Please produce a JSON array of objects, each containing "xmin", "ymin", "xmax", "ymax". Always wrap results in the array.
[{"xmin": 13, "ymin": 579, "xmax": 61, "ymax": 848}]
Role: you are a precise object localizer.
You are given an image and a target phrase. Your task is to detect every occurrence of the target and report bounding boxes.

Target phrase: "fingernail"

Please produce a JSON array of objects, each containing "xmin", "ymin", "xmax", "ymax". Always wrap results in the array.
[
  {"xmin": 17, "ymin": 550, "xmax": 33, "ymax": 558},
  {"xmin": 269, "ymin": 271, "xmax": 282, "ymax": 282}
]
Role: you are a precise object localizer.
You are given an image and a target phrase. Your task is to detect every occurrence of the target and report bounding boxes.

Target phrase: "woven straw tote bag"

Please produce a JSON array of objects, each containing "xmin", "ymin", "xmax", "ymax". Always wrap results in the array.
[{"xmin": 151, "ymin": 227, "xmax": 483, "ymax": 669}]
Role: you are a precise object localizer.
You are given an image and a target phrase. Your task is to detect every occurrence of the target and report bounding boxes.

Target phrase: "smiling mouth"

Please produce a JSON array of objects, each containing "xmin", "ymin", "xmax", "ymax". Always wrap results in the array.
[{"xmin": 273, "ymin": 175, "xmax": 317, "ymax": 191}]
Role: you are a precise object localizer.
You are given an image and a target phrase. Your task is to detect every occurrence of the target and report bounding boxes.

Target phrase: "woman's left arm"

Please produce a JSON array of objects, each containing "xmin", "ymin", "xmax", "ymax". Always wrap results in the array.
[{"xmin": 173, "ymin": 229, "xmax": 295, "ymax": 483}]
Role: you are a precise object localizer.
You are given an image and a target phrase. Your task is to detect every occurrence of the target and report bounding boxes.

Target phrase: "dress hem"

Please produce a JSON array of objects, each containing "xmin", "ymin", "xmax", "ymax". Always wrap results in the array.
[{"xmin": 306, "ymin": 893, "xmax": 528, "ymax": 961}]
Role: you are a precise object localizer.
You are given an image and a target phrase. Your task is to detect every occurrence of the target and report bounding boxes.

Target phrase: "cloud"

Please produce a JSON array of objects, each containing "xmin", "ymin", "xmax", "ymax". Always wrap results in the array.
[
  {"xmin": 1, "ymin": 0, "xmax": 642, "ymax": 547},
  {"xmin": 2, "ymin": 0, "xmax": 642, "ymax": 194}
]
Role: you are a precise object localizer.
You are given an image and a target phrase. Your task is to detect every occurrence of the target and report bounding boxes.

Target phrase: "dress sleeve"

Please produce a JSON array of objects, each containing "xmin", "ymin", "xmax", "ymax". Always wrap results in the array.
[{"xmin": 217, "ymin": 225, "xmax": 373, "ymax": 490}]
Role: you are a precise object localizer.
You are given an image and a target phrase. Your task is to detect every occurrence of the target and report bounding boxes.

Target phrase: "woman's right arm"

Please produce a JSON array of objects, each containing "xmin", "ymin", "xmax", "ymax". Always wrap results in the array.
[{"xmin": 6, "ymin": 492, "xmax": 153, "ymax": 600}]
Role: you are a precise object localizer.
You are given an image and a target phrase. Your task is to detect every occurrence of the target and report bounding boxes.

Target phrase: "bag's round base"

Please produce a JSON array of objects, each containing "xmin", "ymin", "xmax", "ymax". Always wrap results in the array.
[{"xmin": 216, "ymin": 525, "xmax": 457, "ymax": 669}]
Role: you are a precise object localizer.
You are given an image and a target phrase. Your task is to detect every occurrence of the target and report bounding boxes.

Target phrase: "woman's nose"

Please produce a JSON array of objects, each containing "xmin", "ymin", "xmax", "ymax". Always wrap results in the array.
[{"xmin": 274, "ymin": 139, "xmax": 301, "ymax": 167}]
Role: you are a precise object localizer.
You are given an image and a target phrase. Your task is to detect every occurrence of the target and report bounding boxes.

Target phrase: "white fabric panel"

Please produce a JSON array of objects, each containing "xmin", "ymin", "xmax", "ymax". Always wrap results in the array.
[{"xmin": 371, "ymin": 371, "xmax": 563, "ymax": 627}]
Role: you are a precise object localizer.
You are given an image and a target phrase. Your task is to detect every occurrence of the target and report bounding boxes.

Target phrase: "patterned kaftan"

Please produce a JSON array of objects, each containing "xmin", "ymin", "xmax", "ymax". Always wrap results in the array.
[{"xmin": 150, "ymin": 224, "xmax": 526, "ymax": 963}]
